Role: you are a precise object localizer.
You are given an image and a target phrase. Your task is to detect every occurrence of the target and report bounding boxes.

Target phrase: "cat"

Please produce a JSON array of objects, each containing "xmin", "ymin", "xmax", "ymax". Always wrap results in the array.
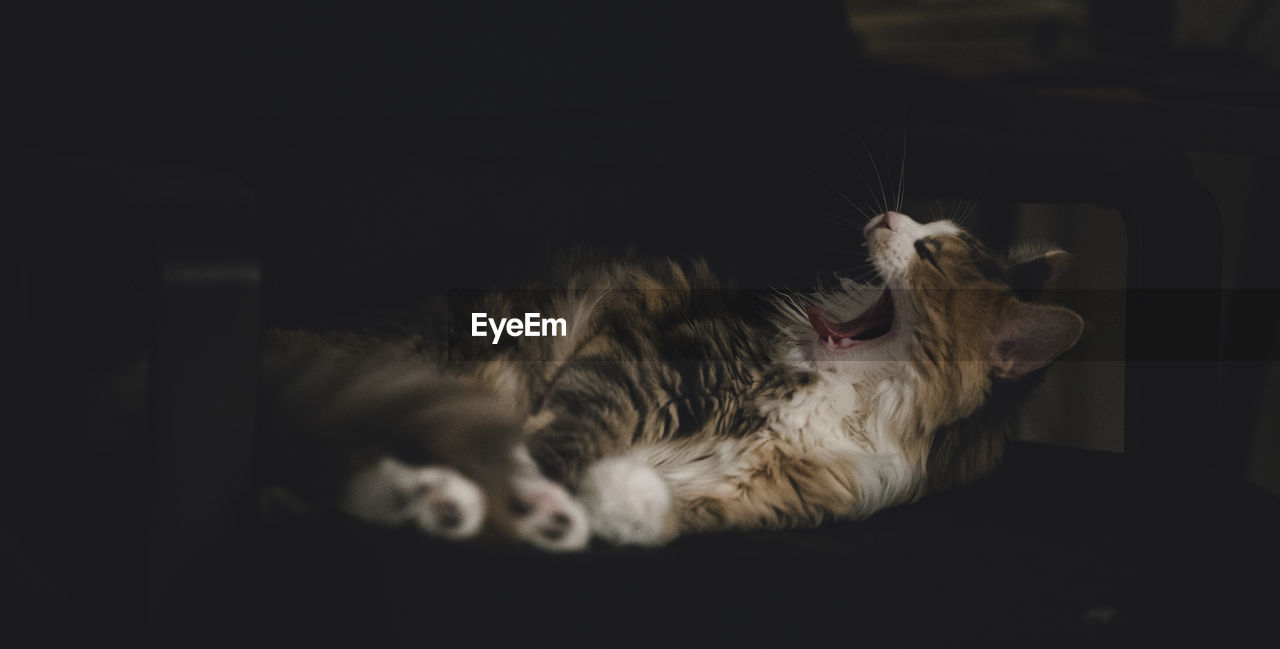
[{"xmin": 260, "ymin": 210, "xmax": 1082, "ymax": 550}]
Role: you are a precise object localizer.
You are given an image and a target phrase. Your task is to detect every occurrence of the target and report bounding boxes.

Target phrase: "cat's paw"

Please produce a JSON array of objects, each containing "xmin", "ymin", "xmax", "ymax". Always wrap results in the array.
[
  {"xmin": 511, "ymin": 477, "xmax": 591, "ymax": 552},
  {"xmin": 342, "ymin": 457, "xmax": 486, "ymax": 540},
  {"xmin": 578, "ymin": 456, "xmax": 675, "ymax": 547}
]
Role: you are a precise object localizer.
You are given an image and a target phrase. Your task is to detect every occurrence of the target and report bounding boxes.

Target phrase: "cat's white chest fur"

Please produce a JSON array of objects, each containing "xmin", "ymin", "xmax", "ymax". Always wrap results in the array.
[
  {"xmin": 767, "ymin": 372, "xmax": 923, "ymax": 516},
  {"xmin": 767, "ymin": 373, "xmax": 862, "ymax": 443}
]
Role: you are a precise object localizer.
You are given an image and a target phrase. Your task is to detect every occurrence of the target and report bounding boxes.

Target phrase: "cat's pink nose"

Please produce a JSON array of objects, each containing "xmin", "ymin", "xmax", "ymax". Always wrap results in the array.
[{"xmin": 865, "ymin": 212, "xmax": 896, "ymax": 236}]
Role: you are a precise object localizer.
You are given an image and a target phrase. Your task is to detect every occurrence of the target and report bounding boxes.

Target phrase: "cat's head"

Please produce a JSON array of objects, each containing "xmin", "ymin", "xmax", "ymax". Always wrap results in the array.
[{"xmin": 785, "ymin": 211, "xmax": 1083, "ymax": 431}]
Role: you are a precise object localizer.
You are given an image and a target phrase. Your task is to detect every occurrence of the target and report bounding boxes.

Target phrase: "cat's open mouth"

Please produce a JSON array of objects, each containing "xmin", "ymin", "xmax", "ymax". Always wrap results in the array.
[{"xmin": 806, "ymin": 289, "xmax": 895, "ymax": 349}]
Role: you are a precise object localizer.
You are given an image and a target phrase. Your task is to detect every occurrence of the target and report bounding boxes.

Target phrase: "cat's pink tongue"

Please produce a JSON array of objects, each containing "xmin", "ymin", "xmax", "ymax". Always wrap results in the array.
[{"xmin": 806, "ymin": 290, "xmax": 895, "ymax": 342}]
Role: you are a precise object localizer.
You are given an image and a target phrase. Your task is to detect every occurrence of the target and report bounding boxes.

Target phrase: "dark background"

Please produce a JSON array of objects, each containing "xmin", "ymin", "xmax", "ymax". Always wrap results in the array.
[{"xmin": 8, "ymin": 1, "xmax": 1280, "ymax": 647}]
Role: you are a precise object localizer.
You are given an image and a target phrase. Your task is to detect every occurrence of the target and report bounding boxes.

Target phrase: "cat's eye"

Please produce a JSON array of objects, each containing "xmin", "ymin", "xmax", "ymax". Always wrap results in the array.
[{"xmin": 914, "ymin": 239, "xmax": 944, "ymax": 273}]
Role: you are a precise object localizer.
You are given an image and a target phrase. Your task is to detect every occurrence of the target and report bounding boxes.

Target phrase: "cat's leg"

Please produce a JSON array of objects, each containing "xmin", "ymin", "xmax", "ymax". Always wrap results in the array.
[
  {"xmin": 341, "ymin": 457, "xmax": 487, "ymax": 540},
  {"xmin": 522, "ymin": 365, "xmax": 669, "ymax": 545},
  {"xmin": 581, "ymin": 436, "xmax": 890, "ymax": 546},
  {"xmin": 506, "ymin": 446, "xmax": 591, "ymax": 552},
  {"xmin": 577, "ymin": 454, "xmax": 677, "ymax": 546},
  {"xmin": 522, "ymin": 360, "xmax": 653, "ymax": 486},
  {"xmin": 662, "ymin": 439, "xmax": 866, "ymax": 538}
]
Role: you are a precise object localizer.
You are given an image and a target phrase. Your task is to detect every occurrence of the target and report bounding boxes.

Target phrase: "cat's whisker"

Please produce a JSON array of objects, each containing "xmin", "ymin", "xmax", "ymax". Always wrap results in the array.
[
  {"xmin": 835, "ymin": 265, "xmax": 882, "ymax": 285},
  {"xmin": 926, "ymin": 196, "xmax": 945, "ymax": 224},
  {"xmin": 859, "ymin": 202, "xmax": 880, "ymax": 222},
  {"xmin": 831, "ymin": 262, "xmax": 876, "ymax": 275},
  {"xmin": 847, "ymin": 201, "xmax": 876, "ymax": 222},
  {"xmin": 957, "ymin": 200, "xmax": 978, "ymax": 226},
  {"xmin": 809, "ymin": 172, "xmax": 874, "ymax": 221},
  {"xmin": 847, "ymin": 132, "xmax": 890, "ymax": 216},
  {"xmin": 947, "ymin": 197, "xmax": 971, "ymax": 226},
  {"xmin": 895, "ymin": 128, "xmax": 907, "ymax": 213},
  {"xmin": 830, "ymin": 266, "xmax": 869, "ymax": 276},
  {"xmin": 843, "ymin": 152, "xmax": 884, "ymax": 220}
]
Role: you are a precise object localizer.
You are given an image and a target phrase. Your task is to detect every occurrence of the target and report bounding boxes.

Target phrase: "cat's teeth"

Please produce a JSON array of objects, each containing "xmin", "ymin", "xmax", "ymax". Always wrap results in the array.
[
  {"xmin": 826, "ymin": 336, "xmax": 836, "ymax": 345},
  {"xmin": 838, "ymin": 337, "xmax": 855, "ymax": 347}
]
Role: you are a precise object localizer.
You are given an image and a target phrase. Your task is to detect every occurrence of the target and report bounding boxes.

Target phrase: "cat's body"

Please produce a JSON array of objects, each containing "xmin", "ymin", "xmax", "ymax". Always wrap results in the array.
[{"xmin": 262, "ymin": 211, "xmax": 1082, "ymax": 550}]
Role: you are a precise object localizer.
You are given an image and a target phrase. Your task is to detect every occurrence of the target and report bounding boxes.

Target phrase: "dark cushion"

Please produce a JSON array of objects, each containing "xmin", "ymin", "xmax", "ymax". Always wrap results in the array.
[{"xmin": 168, "ymin": 442, "xmax": 1279, "ymax": 648}]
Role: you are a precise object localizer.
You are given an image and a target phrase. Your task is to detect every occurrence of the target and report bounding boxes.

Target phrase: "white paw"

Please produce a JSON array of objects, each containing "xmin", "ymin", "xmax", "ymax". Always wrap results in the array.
[
  {"xmin": 578, "ymin": 456, "xmax": 674, "ymax": 547},
  {"xmin": 342, "ymin": 457, "xmax": 486, "ymax": 540},
  {"xmin": 511, "ymin": 477, "xmax": 591, "ymax": 552}
]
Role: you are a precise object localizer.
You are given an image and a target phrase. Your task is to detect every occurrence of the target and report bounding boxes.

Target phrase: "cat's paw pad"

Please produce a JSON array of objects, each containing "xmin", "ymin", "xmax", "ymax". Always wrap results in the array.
[
  {"xmin": 511, "ymin": 477, "xmax": 591, "ymax": 552},
  {"xmin": 579, "ymin": 456, "xmax": 674, "ymax": 547},
  {"xmin": 343, "ymin": 458, "xmax": 486, "ymax": 540}
]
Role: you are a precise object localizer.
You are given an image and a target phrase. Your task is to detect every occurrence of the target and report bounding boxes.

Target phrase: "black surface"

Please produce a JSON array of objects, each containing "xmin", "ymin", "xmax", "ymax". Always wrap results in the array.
[{"xmin": 159, "ymin": 443, "xmax": 1280, "ymax": 648}]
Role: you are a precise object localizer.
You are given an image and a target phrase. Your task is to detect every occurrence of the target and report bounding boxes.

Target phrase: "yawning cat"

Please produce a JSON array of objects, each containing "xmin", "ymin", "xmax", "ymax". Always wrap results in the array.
[{"xmin": 262, "ymin": 211, "xmax": 1082, "ymax": 550}]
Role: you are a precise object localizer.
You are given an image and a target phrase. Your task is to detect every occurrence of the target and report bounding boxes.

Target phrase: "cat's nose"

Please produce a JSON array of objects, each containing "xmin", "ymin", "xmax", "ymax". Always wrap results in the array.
[{"xmin": 865, "ymin": 211, "xmax": 897, "ymax": 236}]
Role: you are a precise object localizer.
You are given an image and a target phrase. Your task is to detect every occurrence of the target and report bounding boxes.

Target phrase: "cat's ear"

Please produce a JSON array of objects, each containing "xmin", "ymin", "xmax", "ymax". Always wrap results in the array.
[
  {"xmin": 1008, "ymin": 249, "xmax": 1070, "ymax": 301},
  {"xmin": 989, "ymin": 303, "xmax": 1083, "ymax": 379}
]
